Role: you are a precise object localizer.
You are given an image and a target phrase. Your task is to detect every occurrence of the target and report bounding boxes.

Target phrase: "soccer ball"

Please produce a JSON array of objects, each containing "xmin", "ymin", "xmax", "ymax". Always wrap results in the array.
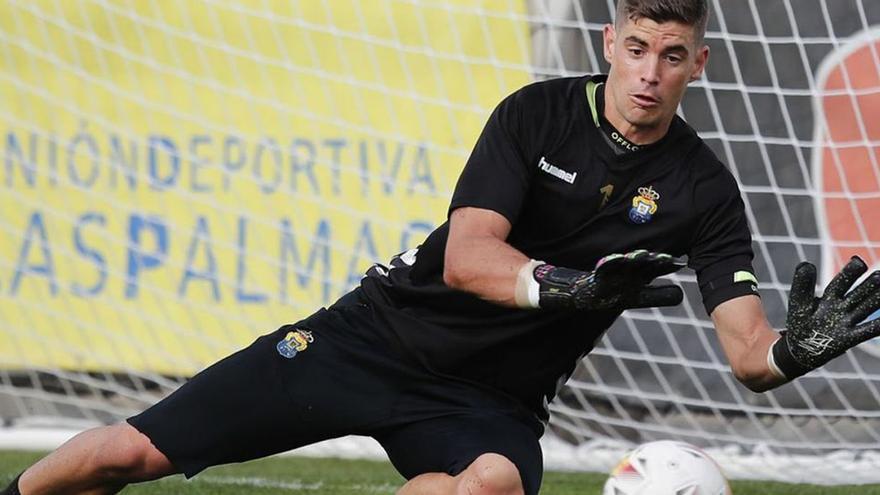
[{"xmin": 602, "ymin": 440, "xmax": 731, "ymax": 495}]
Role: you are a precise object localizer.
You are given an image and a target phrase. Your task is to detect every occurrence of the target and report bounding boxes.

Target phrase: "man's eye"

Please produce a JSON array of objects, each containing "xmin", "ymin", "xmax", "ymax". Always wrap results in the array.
[{"xmin": 629, "ymin": 48, "xmax": 643, "ymax": 56}]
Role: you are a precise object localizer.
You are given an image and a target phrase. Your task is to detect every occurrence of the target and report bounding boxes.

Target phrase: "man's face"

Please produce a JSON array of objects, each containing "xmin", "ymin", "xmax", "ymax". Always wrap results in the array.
[{"xmin": 603, "ymin": 16, "xmax": 709, "ymax": 138}]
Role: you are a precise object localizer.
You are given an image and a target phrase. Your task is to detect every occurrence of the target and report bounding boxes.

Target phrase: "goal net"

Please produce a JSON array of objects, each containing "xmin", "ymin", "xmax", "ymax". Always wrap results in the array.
[{"xmin": 1, "ymin": 0, "xmax": 879, "ymax": 485}]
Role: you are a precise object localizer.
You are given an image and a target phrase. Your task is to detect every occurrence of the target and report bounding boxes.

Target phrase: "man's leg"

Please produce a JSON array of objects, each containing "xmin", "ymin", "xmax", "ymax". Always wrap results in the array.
[
  {"xmin": 397, "ymin": 453, "xmax": 524, "ymax": 495},
  {"xmin": 16, "ymin": 422, "xmax": 175, "ymax": 495},
  {"xmin": 7, "ymin": 288, "xmax": 394, "ymax": 494},
  {"xmin": 10, "ymin": 317, "xmax": 344, "ymax": 494}
]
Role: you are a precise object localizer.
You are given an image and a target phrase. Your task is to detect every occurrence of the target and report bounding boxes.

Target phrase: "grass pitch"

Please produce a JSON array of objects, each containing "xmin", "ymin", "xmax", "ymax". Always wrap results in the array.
[{"xmin": 3, "ymin": 450, "xmax": 880, "ymax": 494}]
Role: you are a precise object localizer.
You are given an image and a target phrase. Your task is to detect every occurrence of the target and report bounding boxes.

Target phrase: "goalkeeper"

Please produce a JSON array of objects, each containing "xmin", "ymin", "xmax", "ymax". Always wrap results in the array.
[{"xmin": 8, "ymin": 1, "xmax": 880, "ymax": 494}]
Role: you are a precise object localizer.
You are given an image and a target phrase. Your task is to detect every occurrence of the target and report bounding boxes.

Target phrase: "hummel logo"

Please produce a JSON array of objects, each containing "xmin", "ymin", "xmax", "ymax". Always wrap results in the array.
[
  {"xmin": 538, "ymin": 156, "xmax": 577, "ymax": 184},
  {"xmin": 797, "ymin": 331, "xmax": 834, "ymax": 356}
]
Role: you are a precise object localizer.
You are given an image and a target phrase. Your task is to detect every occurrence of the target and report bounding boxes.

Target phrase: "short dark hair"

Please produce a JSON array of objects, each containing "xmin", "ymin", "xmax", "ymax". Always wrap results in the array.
[{"xmin": 615, "ymin": 0, "xmax": 709, "ymax": 44}]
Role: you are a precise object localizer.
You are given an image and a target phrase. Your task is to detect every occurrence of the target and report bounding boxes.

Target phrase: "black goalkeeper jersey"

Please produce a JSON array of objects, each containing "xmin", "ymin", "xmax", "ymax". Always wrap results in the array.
[{"xmin": 359, "ymin": 74, "xmax": 755, "ymax": 422}]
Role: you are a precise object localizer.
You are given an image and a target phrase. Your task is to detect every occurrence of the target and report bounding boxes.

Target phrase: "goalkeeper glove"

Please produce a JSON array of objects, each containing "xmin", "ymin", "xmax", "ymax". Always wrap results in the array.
[
  {"xmin": 770, "ymin": 256, "xmax": 880, "ymax": 380},
  {"xmin": 533, "ymin": 250, "xmax": 685, "ymax": 310}
]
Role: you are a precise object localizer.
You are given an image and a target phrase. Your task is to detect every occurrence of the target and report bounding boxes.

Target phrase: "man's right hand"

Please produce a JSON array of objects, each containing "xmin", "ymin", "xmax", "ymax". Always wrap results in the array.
[{"xmin": 533, "ymin": 250, "xmax": 685, "ymax": 310}]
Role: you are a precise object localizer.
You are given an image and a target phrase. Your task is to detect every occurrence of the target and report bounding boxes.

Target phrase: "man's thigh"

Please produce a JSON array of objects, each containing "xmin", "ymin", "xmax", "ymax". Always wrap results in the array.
[{"xmin": 374, "ymin": 411, "xmax": 543, "ymax": 495}]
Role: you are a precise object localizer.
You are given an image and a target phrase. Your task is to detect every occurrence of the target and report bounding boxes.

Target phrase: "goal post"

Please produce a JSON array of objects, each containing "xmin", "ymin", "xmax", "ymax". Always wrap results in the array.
[{"xmin": 2, "ymin": 0, "xmax": 880, "ymax": 485}]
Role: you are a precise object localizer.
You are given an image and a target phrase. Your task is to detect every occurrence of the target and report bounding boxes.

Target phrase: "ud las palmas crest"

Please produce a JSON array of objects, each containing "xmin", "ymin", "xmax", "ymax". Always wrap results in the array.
[
  {"xmin": 629, "ymin": 185, "xmax": 660, "ymax": 224},
  {"xmin": 276, "ymin": 328, "xmax": 314, "ymax": 359}
]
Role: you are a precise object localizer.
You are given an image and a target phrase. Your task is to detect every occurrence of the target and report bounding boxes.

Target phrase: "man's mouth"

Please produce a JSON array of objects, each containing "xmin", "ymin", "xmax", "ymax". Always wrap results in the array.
[{"xmin": 630, "ymin": 93, "xmax": 660, "ymax": 108}]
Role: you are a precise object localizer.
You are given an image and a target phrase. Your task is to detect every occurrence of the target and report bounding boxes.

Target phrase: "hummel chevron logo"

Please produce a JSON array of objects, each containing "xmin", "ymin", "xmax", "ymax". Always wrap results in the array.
[
  {"xmin": 797, "ymin": 330, "xmax": 834, "ymax": 356},
  {"xmin": 538, "ymin": 156, "xmax": 577, "ymax": 184}
]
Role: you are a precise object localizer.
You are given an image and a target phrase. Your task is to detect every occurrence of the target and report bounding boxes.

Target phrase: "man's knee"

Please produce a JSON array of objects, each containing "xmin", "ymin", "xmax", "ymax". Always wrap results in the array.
[
  {"xmin": 89, "ymin": 423, "xmax": 175, "ymax": 481},
  {"xmin": 458, "ymin": 453, "xmax": 524, "ymax": 495}
]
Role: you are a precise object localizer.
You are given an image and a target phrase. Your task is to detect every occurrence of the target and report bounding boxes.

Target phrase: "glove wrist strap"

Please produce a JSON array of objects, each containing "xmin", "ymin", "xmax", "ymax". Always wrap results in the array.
[
  {"xmin": 771, "ymin": 333, "xmax": 813, "ymax": 380},
  {"xmin": 533, "ymin": 264, "xmax": 591, "ymax": 310},
  {"xmin": 766, "ymin": 336, "xmax": 788, "ymax": 380}
]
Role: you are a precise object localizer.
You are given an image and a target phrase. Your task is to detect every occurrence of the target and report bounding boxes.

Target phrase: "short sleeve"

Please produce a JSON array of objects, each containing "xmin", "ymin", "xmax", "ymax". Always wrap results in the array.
[
  {"xmin": 688, "ymin": 162, "xmax": 758, "ymax": 314},
  {"xmin": 449, "ymin": 92, "xmax": 532, "ymax": 224}
]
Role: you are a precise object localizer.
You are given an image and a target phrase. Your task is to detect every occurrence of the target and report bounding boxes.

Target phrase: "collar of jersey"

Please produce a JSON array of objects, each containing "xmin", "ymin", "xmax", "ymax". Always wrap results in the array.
[{"xmin": 584, "ymin": 75, "xmax": 683, "ymax": 167}]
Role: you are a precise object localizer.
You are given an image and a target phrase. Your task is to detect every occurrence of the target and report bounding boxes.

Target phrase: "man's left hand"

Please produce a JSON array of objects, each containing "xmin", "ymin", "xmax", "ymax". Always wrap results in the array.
[{"xmin": 771, "ymin": 256, "xmax": 880, "ymax": 379}]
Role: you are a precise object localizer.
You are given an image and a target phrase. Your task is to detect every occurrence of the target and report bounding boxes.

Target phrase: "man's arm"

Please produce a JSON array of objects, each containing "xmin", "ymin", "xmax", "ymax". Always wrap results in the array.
[
  {"xmin": 443, "ymin": 206, "xmax": 526, "ymax": 308},
  {"xmin": 444, "ymin": 206, "xmax": 685, "ymax": 310},
  {"xmin": 711, "ymin": 295, "xmax": 787, "ymax": 392},
  {"xmin": 713, "ymin": 256, "xmax": 880, "ymax": 392}
]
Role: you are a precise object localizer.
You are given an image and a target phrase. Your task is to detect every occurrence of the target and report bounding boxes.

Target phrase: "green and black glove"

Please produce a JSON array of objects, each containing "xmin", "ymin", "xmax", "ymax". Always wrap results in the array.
[
  {"xmin": 771, "ymin": 256, "xmax": 880, "ymax": 380},
  {"xmin": 533, "ymin": 250, "xmax": 685, "ymax": 310}
]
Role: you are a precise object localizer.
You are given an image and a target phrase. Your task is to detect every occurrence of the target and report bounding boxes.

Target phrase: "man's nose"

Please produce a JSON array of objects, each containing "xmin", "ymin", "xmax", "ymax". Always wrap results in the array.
[{"xmin": 641, "ymin": 56, "xmax": 661, "ymax": 84}]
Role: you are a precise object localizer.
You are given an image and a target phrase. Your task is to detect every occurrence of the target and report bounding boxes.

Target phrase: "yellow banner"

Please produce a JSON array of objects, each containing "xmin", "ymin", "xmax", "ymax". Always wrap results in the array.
[{"xmin": 0, "ymin": 0, "xmax": 530, "ymax": 374}]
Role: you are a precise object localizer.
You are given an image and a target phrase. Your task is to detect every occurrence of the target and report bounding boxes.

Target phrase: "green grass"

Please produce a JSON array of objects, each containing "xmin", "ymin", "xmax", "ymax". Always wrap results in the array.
[{"xmin": 3, "ymin": 450, "xmax": 880, "ymax": 494}]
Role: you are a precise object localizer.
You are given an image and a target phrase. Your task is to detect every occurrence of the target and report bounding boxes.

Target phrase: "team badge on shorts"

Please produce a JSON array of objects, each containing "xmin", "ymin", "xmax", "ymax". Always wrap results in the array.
[
  {"xmin": 629, "ymin": 186, "xmax": 660, "ymax": 224},
  {"xmin": 276, "ymin": 328, "xmax": 314, "ymax": 359}
]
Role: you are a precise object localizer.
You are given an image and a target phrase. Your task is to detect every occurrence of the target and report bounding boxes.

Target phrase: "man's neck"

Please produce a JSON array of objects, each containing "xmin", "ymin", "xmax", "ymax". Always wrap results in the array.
[{"xmin": 602, "ymin": 83, "xmax": 670, "ymax": 146}]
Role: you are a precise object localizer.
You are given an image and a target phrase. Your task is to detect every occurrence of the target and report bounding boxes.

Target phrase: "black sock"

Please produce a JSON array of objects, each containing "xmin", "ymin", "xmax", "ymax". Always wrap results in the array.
[{"xmin": 1, "ymin": 473, "xmax": 22, "ymax": 495}]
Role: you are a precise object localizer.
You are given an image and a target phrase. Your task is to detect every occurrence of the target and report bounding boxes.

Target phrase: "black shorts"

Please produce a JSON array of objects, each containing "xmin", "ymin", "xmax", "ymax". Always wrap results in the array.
[{"xmin": 127, "ymin": 289, "xmax": 544, "ymax": 494}]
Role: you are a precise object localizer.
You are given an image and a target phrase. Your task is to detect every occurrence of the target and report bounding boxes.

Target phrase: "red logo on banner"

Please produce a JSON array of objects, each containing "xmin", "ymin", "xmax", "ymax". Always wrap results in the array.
[
  {"xmin": 815, "ymin": 32, "xmax": 880, "ymax": 282},
  {"xmin": 814, "ymin": 31, "xmax": 880, "ymax": 352}
]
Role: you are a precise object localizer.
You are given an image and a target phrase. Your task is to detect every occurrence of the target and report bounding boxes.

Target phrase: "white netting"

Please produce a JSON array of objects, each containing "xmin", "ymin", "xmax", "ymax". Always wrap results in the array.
[{"xmin": 1, "ymin": 0, "xmax": 880, "ymax": 485}]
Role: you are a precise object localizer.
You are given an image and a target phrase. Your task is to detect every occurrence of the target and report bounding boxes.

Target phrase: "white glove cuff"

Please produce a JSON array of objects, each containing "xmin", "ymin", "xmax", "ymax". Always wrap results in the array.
[{"xmin": 514, "ymin": 259, "xmax": 544, "ymax": 309}]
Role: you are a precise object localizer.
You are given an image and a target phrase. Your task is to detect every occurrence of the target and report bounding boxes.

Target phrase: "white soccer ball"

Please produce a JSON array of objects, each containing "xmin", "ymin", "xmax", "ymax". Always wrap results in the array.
[{"xmin": 602, "ymin": 440, "xmax": 731, "ymax": 495}]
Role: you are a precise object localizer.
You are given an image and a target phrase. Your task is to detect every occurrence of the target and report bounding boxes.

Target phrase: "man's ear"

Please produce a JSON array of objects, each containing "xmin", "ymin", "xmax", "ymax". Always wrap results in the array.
[
  {"xmin": 690, "ymin": 45, "xmax": 710, "ymax": 82},
  {"xmin": 603, "ymin": 23, "xmax": 615, "ymax": 65}
]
